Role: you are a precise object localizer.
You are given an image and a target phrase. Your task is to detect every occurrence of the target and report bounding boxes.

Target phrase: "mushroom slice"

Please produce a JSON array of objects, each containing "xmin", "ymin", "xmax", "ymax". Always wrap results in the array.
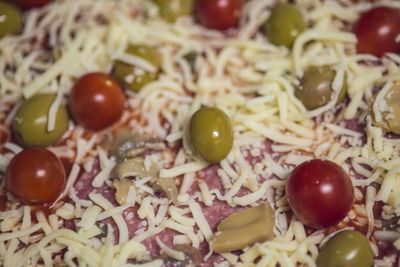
[
  {"xmin": 211, "ymin": 202, "xmax": 275, "ymax": 253},
  {"xmin": 373, "ymin": 83, "xmax": 400, "ymax": 134},
  {"xmin": 113, "ymin": 157, "xmax": 178, "ymax": 202},
  {"xmin": 113, "ymin": 157, "xmax": 152, "ymax": 180},
  {"xmin": 159, "ymin": 245, "xmax": 203, "ymax": 267},
  {"xmin": 101, "ymin": 128, "xmax": 164, "ymax": 161},
  {"xmin": 151, "ymin": 178, "xmax": 178, "ymax": 203},
  {"xmin": 113, "ymin": 179, "xmax": 134, "ymax": 206}
]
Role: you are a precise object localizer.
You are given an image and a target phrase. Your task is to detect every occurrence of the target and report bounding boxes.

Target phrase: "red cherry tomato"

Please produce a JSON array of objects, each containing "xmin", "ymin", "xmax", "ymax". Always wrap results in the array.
[
  {"xmin": 353, "ymin": 6, "xmax": 400, "ymax": 57},
  {"xmin": 286, "ymin": 159, "xmax": 354, "ymax": 229},
  {"xmin": 195, "ymin": 0, "xmax": 242, "ymax": 31},
  {"xmin": 12, "ymin": 0, "xmax": 52, "ymax": 9},
  {"xmin": 69, "ymin": 72, "xmax": 126, "ymax": 131},
  {"xmin": 6, "ymin": 148, "xmax": 66, "ymax": 205}
]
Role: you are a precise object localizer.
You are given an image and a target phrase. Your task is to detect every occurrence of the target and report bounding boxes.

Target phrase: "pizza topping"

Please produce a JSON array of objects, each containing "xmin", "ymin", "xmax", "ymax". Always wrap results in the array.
[
  {"xmin": 295, "ymin": 65, "xmax": 347, "ymax": 110},
  {"xmin": 0, "ymin": 2, "xmax": 23, "ymax": 39},
  {"xmin": 113, "ymin": 157, "xmax": 155, "ymax": 180},
  {"xmin": 69, "ymin": 72, "xmax": 126, "ymax": 131},
  {"xmin": 153, "ymin": 0, "xmax": 194, "ymax": 23},
  {"xmin": 286, "ymin": 159, "xmax": 354, "ymax": 229},
  {"xmin": 12, "ymin": 93, "xmax": 69, "ymax": 148},
  {"xmin": 112, "ymin": 45, "xmax": 160, "ymax": 93},
  {"xmin": 157, "ymin": 244, "xmax": 203, "ymax": 267},
  {"xmin": 6, "ymin": 148, "xmax": 66, "ymax": 205},
  {"xmin": 373, "ymin": 83, "xmax": 400, "ymax": 134},
  {"xmin": 102, "ymin": 129, "xmax": 162, "ymax": 161},
  {"xmin": 195, "ymin": 0, "xmax": 242, "ymax": 31},
  {"xmin": 173, "ymin": 245, "xmax": 203, "ymax": 265},
  {"xmin": 189, "ymin": 107, "xmax": 233, "ymax": 163},
  {"xmin": 316, "ymin": 230, "xmax": 374, "ymax": 267},
  {"xmin": 264, "ymin": 3, "xmax": 306, "ymax": 48},
  {"xmin": 353, "ymin": 6, "xmax": 400, "ymax": 57},
  {"xmin": 113, "ymin": 179, "xmax": 135, "ymax": 205},
  {"xmin": 211, "ymin": 202, "xmax": 275, "ymax": 253}
]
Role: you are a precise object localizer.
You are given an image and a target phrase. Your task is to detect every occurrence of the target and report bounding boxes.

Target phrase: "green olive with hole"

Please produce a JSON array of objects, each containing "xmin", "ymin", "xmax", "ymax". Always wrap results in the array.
[
  {"xmin": 0, "ymin": 2, "xmax": 23, "ymax": 38},
  {"xmin": 189, "ymin": 107, "xmax": 233, "ymax": 163},
  {"xmin": 372, "ymin": 83, "xmax": 400, "ymax": 134},
  {"xmin": 295, "ymin": 65, "xmax": 347, "ymax": 110},
  {"xmin": 12, "ymin": 94, "xmax": 69, "ymax": 148},
  {"xmin": 153, "ymin": 0, "xmax": 194, "ymax": 22},
  {"xmin": 112, "ymin": 45, "xmax": 160, "ymax": 93},
  {"xmin": 264, "ymin": 3, "xmax": 306, "ymax": 48},
  {"xmin": 316, "ymin": 230, "xmax": 374, "ymax": 267}
]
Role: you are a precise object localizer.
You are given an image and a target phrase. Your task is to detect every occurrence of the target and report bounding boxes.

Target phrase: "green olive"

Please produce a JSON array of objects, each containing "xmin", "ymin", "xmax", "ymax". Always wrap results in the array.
[
  {"xmin": 12, "ymin": 94, "xmax": 69, "ymax": 148},
  {"xmin": 372, "ymin": 83, "xmax": 400, "ymax": 134},
  {"xmin": 112, "ymin": 45, "xmax": 160, "ymax": 93},
  {"xmin": 295, "ymin": 65, "xmax": 347, "ymax": 110},
  {"xmin": 189, "ymin": 107, "xmax": 233, "ymax": 163},
  {"xmin": 0, "ymin": 2, "xmax": 23, "ymax": 39},
  {"xmin": 153, "ymin": 0, "xmax": 194, "ymax": 22},
  {"xmin": 317, "ymin": 230, "xmax": 374, "ymax": 267},
  {"xmin": 264, "ymin": 3, "xmax": 306, "ymax": 48}
]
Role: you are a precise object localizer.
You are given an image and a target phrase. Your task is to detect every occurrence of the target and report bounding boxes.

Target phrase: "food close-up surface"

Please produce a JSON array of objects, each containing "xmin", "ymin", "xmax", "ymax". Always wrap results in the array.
[{"xmin": 1, "ymin": 0, "xmax": 400, "ymax": 266}]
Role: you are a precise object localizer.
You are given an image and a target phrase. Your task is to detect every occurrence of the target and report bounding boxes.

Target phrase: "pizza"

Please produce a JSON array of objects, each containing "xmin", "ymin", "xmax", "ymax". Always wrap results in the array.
[{"xmin": 0, "ymin": 0, "xmax": 400, "ymax": 266}]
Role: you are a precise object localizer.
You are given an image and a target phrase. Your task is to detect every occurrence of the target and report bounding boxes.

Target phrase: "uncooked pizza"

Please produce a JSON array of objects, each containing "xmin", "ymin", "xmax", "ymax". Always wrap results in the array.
[{"xmin": 0, "ymin": 0, "xmax": 400, "ymax": 266}]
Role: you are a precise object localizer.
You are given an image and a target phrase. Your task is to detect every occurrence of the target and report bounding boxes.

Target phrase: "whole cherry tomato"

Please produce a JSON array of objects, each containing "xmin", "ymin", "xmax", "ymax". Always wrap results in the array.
[
  {"xmin": 353, "ymin": 6, "xmax": 400, "ymax": 57},
  {"xmin": 12, "ymin": 0, "xmax": 52, "ymax": 9},
  {"xmin": 69, "ymin": 72, "xmax": 126, "ymax": 131},
  {"xmin": 6, "ymin": 148, "xmax": 66, "ymax": 205},
  {"xmin": 286, "ymin": 159, "xmax": 354, "ymax": 229},
  {"xmin": 195, "ymin": 0, "xmax": 242, "ymax": 31}
]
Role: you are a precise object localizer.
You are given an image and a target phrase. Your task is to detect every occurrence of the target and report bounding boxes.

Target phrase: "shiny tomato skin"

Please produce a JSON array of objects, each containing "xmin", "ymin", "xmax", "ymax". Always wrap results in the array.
[
  {"xmin": 12, "ymin": 0, "xmax": 52, "ymax": 9},
  {"xmin": 195, "ymin": 0, "xmax": 242, "ymax": 30},
  {"xmin": 286, "ymin": 159, "xmax": 354, "ymax": 229},
  {"xmin": 353, "ymin": 6, "xmax": 400, "ymax": 57},
  {"xmin": 69, "ymin": 72, "xmax": 126, "ymax": 131},
  {"xmin": 6, "ymin": 148, "xmax": 66, "ymax": 205}
]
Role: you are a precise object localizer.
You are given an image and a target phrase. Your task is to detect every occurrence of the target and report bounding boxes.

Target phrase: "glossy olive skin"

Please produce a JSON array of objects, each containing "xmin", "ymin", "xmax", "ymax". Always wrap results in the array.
[
  {"xmin": 295, "ymin": 65, "xmax": 347, "ymax": 110},
  {"xmin": 189, "ymin": 107, "xmax": 233, "ymax": 163},
  {"xmin": 112, "ymin": 45, "xmax": 160, "ymax": 92},
  {"xmin": 317, "ymin": 230, "xmax": 374, "ymax": 267},
  {"xmin": 153, "ymin": 0, "xmax": 194, "ymax": 22},
  {"xmin": 12, "ymin": 94, "xmax": 69, "ymax": 148},
  {"xmin": 264, "ymin": 3, "xmax": 306, "ymax": 48},
  {"xmin": 373, "ymin": 84, "xmax": 400, "ymax": 134},
  {"xmin": 0, "ymin": 2, "xmax": 23, "ymax": 38}
]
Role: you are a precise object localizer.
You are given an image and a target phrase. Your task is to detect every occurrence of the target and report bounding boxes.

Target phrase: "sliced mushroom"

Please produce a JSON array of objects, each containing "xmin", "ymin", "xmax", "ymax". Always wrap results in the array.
[
  {"xmin": 113, "ymin": 157, "xmax": 154, "ymax": 180},
  {"xmin": 373, "ymin": 83, "xmax": 400, "ymax": 134},
  {"xmin": 159, "ymin": 245, "xmax": 203, "ymax": 267},
  {"xmin": 113, "ymin": 157, "xmax": 178, "ymax": 203},
  {"xmin": 151, "ymin": 178, "xmax": 178, "ymax": 203},
  {"xmin": 101, "ymin": 128, "xmax": 163, "ymax": 162},
  {"xmin": 211, "ymin": 202, "xmax": 275, "ymax": 253},
  {"xmin": 113, "ymin": 179, "xmax": 134, "ymax": 205}
]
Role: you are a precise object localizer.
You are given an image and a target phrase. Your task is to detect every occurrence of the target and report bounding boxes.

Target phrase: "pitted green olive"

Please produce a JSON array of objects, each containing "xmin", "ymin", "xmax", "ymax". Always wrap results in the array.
[
  {"xmin": 12, "ymin": 94, "xmax": 69, "ymax": 148},
  {"xmin": 264, "ymin": 3, "xmax": 306, "ymax": 48},
  {"xmin": 211, "ymin": 202, "xmax": 275, "ymax": 253},
  {"xmin": 153, "ymin": 0, "xmax": 194, "ymax": 22},
  {"xmin": 0, "ymin": 2, "xmax": 23, "ymax": 38},
  {"xmin": 112, "ymin": 45, "xmax": 160, "ymax": 92},
  {"xmin": 316, "ymin": 230, "xmax": 374, "ymax": 267},
  {"xmin": 189, "ymin": 107, "xmax": 233, "ymax": 163},
  {"xmin": 372, "ymin": 83, "xmax": 400, "ymax": 134},
  {"xmin": 295, "ymin": 65, "xmax": 347, "ymax": 110}
]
